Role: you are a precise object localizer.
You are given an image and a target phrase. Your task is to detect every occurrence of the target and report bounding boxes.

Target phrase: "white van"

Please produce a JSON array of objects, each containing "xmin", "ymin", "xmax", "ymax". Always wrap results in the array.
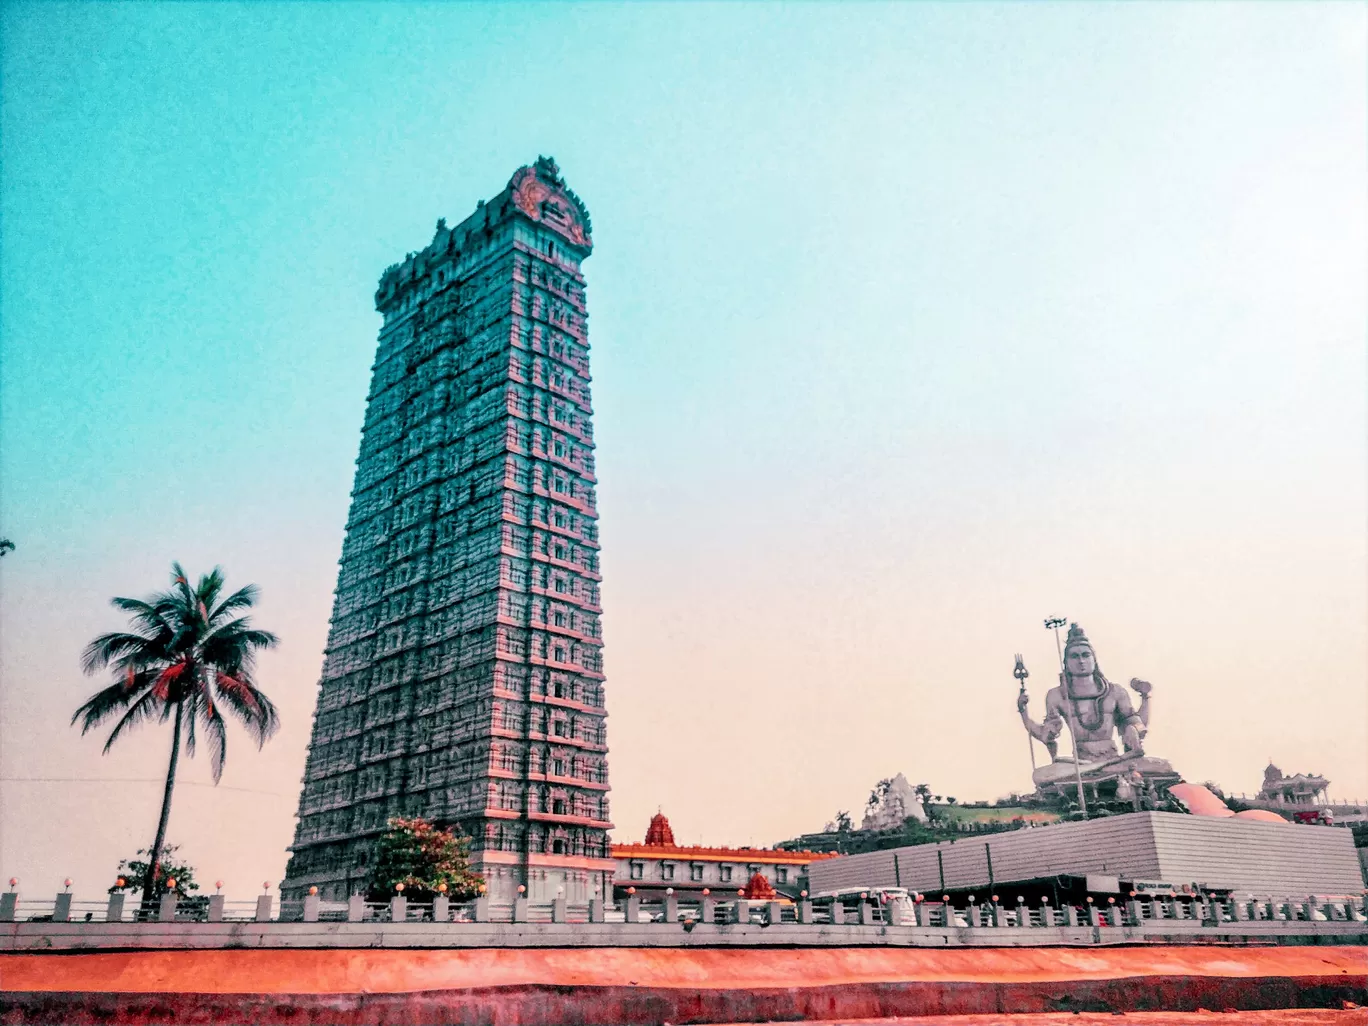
[{"xmin": 814, "ymin": 886, "xmax": 914, "ymax": 922}]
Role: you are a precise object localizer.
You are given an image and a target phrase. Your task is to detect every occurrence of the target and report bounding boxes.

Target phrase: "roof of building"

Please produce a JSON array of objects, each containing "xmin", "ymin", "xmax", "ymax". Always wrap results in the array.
[
  {"xmin": 809, "ymin": 811, "xmax": 1364, "ymax": 899},
  {"xmin": 611, "ymin": 811, "xmax": 839, "ymax": 865},
  {"xmin": 1261, "ymin": 762, "xmax": 1329, "ymax": 793},
  {"xmin": 610, "ymin": 842, "xmax": 838, "ymax": 864},
  {"xmin": 644, "ymin": 811, "xmax": 675, "ymax": 846}
]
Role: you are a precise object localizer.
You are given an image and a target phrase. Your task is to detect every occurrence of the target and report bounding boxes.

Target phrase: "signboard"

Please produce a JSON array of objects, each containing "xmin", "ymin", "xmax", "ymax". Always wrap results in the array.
[
  {"xmin": 1131, "ymin": 881, "xmax": 1176, "ymax": 896},
  {"xmin": 1084, "ymin": 874, "xmax": 1120, "ymax": 893}
]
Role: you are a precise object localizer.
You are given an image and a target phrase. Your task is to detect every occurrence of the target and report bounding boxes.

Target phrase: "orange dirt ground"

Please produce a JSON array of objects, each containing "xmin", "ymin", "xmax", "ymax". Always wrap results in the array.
[
  {"xmin": 3, "ymin": 944, "xmax": 1365, "ymax": 994},
  {"xmin": 698, "ymin": 1012, "xmax": 1368, "ymax": 1026},
  {"xmin": 2, "ymin": 945, "xmax": 1363, "ymax": 1024}
]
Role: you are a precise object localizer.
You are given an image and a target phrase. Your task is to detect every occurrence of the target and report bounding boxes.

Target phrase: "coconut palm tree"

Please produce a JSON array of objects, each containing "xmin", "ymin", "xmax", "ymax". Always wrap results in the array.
[{"xmin": 73, "ymin": 563, "xmax": 280, "ymax": 898}]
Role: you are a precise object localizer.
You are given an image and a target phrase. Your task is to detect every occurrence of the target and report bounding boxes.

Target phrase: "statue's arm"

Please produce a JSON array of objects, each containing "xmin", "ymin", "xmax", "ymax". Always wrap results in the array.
[
  {"xmin": 1129, "ymin": 678, "xmax": 1152, "ymax": 728},
  {"xmin": 1113, "ymin": 685, "xmax": 1142, "ymax": 728},
  {"xmin": 1113, "ymin": 685, "xmax": 1146, "ymax": 754},
  {"xmin": 1044, "ymin": 702, "xmax": 1064, "ymax": 737},
  {"xmin": 1017, "ymin": 690, "xmax": 1059, "ymax": 746}
]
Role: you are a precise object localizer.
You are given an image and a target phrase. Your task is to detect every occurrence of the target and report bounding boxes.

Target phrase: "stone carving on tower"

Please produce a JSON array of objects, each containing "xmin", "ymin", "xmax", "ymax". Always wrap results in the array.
[
  {"xmin": 281, "ymin": 158, "xmax": 614, "ymax": 903},
  {"xmin": 1016, "ymin": 623, "xmax": 1179, "ymax": 803}
]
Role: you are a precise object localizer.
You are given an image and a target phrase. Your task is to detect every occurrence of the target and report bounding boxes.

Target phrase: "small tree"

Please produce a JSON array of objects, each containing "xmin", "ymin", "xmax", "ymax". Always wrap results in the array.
[
  {"xmin": 365, "ymin": 817, "xmax": 483, "ymax": 902},
  {"xmin": 112, "ymin": 844, "xmax": 199, "ymax": 899},
  {"xmin": 111, "ymin": 845, "xmax": 208, "ymax": 915}
]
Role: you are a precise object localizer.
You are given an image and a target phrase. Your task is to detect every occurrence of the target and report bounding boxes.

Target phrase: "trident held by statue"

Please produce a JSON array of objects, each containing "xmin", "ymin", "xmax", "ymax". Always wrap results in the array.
[{"xmin": 1013, "ymin": 654, "xmax": 1035, "ymax": 771}]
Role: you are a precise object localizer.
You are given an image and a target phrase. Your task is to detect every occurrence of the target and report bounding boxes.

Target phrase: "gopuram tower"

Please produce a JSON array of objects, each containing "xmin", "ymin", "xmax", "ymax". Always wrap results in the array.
[{"xmin": 282, "ymin": 159, "xmax": 613, "ymax": 903}]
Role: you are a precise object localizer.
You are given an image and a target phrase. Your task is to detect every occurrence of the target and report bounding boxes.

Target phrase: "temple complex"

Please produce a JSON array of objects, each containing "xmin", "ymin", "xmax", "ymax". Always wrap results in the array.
[
  {"xmin": 281, "ymin": 159, "xmax": 614, "ymax": 903},
  {"xmin": 1257, "ymin": 762, "xmax": 1330, "ymax": 805},
  {"xmin": 611, "ymin": 813, "xmax": 838, "ymax": 901}
]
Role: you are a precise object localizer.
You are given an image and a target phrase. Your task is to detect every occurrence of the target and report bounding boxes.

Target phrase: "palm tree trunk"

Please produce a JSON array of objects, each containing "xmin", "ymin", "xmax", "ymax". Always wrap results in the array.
[{"xmin": 144, "ymin": 701, "xmax": 183, "ymax": 907}]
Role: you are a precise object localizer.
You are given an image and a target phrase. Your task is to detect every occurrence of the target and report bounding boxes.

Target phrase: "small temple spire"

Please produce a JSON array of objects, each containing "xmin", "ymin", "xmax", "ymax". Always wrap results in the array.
[{"xmin": 644, "ymin": 811, "xmax": 675, "ymax": 846}]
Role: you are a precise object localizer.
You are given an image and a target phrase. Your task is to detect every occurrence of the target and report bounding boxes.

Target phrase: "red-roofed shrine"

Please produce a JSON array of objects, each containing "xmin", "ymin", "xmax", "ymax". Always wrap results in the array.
[{"xmin": 610, "ymin": 812, "xmax": 836, "ymax": 901}]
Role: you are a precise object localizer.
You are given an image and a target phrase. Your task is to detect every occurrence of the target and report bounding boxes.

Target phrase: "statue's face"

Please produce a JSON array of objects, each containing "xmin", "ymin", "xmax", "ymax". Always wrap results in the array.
[{"xmin": 1065, "ymin": 645, "xmax": 1096, "ymax": 678}]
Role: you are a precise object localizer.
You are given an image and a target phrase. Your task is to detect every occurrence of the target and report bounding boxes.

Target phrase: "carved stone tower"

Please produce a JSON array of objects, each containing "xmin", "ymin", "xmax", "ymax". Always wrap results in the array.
[{"xmin": 282, "ymin": 159, "xmax": 613, "ymax": 903}]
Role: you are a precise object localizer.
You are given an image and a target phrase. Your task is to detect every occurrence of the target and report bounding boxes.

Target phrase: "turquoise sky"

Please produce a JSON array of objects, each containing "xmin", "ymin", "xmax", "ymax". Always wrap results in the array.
[{"xmin": 3, "ymin": 3, "xmax": 1365, "ymax": 896}]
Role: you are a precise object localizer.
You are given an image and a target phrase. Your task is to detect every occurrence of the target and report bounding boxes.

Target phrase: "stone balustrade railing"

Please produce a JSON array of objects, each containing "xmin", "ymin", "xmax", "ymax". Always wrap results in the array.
[{"xmin": 2, "ymin": 889, "xmax": 1365, "ymax": 930}]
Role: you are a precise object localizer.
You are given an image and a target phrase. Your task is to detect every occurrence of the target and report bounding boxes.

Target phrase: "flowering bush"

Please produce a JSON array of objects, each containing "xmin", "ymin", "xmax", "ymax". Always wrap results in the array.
[{"xmin": 365, "ymin": 817, "xmax": 483, "ymax": 902}]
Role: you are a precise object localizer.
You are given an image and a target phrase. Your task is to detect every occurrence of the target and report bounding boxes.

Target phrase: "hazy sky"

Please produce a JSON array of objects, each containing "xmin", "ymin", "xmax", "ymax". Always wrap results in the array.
[{"xmin": 3, "ymin": 2, "xmax": 1365, "ymax": 898}]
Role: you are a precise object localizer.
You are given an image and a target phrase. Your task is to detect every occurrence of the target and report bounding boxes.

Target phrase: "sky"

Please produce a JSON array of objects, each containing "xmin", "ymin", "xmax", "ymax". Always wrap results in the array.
[{"xmin": 2, "ymin": 2, "xmax": 1365, "ymax": 898}]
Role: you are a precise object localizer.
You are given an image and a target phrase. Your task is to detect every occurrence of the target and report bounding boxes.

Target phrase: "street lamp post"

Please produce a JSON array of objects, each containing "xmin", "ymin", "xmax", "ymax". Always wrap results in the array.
[{"xmin": 1045, "ymin": 616, "xmax": 1089, "ymax": 819}]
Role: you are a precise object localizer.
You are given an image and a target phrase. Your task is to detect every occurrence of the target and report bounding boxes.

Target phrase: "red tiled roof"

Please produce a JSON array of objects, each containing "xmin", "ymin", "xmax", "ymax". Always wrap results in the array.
[{"xmin": 610, "ymin": 842, "xmax": 838, "ymax": 864}]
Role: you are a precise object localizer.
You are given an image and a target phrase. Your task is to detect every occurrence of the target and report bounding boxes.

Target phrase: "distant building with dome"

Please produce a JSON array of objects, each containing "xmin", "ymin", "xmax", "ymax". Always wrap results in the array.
[
  {"xmin": 609, "ymin": 812, "xmax": 838, "ymax": 901},
  {"xmin": 1257, "ymin": 762, "xmax": 1329, "ymax": 805}
]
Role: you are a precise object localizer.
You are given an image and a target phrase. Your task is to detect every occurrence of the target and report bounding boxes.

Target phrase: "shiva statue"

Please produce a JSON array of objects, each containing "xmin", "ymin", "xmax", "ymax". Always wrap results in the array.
[{"xmin": 1017, "ymin": 623, "xmax": 1178, "ymax": 795}]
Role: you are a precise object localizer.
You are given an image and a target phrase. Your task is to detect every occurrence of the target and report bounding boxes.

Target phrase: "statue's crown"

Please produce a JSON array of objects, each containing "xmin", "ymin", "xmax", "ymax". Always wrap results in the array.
[{"xmin": 1065, "ymin": 622, "xmax": 1092, "ymax": 651}]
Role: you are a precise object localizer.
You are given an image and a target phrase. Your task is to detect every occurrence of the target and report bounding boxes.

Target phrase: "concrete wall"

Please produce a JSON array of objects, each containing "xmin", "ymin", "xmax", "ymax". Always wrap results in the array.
[{"xmin": 3, "ymin": 917, "xmax": 1366, "ymax": 953}]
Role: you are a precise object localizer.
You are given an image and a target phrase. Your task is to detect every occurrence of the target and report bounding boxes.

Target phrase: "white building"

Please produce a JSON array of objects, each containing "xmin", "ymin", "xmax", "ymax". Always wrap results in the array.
[{"xmin": 611, "ymin": 813, "xmax": 837, "ymax": 900}]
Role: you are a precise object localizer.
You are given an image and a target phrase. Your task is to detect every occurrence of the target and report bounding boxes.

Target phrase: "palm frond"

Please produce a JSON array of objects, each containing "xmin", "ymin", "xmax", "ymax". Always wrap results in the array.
[
  {"xmin": 81, "ymin": 632, "xmax": 161, "ymax": 675},
  {"xmin": 99, "ymin": 687, "xmax": 167, "ymax": 754},
  {"xmin": 215, "ymin": 673, "xmax": 280, "ymax": 747},
  {"xmin": 109, "ymin": 595, "xmax": 177, "ymax": 631},
  {"xmin": 211, "ymin": 584, "xmax": 260, "ymax": 622},
  {"xmin": 72, "ymin": 675, "xmax": 153, "ymax": 731},
  {"xmin": 238, "ymin": 627, "xmax": 279, "ymax": 649},
  {"xmin": 201, "ymin": 699, "xmax": 228, "ymax": 783},
  {"xmin": 182, "ymin": 695, "xmax": 198, "ymax": 757},
  {"xmin": 201, "ymin": 617, "xmax": 278, "ymax": 670},
  {"xmin": 196, "ymin": 567, "xmax": 226, "ymax": 617},
  {"xmin": 151, "ymin": 661, "xmax": 187, "ymax": 702},
  {"xmin": 170, "ymin": 562, "xmax": 196, "ymax": 612}
]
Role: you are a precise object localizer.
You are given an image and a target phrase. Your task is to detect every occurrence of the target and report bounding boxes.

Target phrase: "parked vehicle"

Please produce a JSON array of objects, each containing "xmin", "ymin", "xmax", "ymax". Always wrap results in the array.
[
  {"xmin": 1293, "ymin": 809, "xmax": 1335, "ymax": 826},
  {"xmin": 813, "ymin": 886, "xmax": 913, "ymax": 923}
]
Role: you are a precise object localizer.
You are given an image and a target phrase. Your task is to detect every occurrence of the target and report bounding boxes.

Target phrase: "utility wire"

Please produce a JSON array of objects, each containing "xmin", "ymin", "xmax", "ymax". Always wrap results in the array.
[{"xmin": 0, "ymin": 777, "xmax": 288, "ymax": 798}]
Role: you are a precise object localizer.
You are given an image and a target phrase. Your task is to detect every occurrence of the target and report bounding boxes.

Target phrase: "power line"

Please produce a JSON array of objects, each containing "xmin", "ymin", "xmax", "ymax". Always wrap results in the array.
[{"xmin": 0, "ymin": 777, "xmax": 288, "ymax": 798}]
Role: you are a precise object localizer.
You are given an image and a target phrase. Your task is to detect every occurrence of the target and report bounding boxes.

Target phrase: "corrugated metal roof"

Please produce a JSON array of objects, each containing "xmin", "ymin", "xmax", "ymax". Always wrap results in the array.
[
  {"xmin": 1149, "ymin": 814, "xmax": 1363, "ymax": 896},
  {"xmin": 808, "ymin": 813, "xmax": 1363, "ymax": 898}
]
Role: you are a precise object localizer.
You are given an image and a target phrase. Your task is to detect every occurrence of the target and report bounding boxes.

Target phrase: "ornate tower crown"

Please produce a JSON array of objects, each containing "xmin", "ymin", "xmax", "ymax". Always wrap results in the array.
[
  {"xmin": 533, "ymin": 155, "xmax": 564, "ymax": 186},
  {"xmin": 1065, "ymin": 622, "xmax": 1092, "ymax": 652},
  {"xmin": 508, "ymin": 157, "xmax": 592, "ymax": 249}
]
